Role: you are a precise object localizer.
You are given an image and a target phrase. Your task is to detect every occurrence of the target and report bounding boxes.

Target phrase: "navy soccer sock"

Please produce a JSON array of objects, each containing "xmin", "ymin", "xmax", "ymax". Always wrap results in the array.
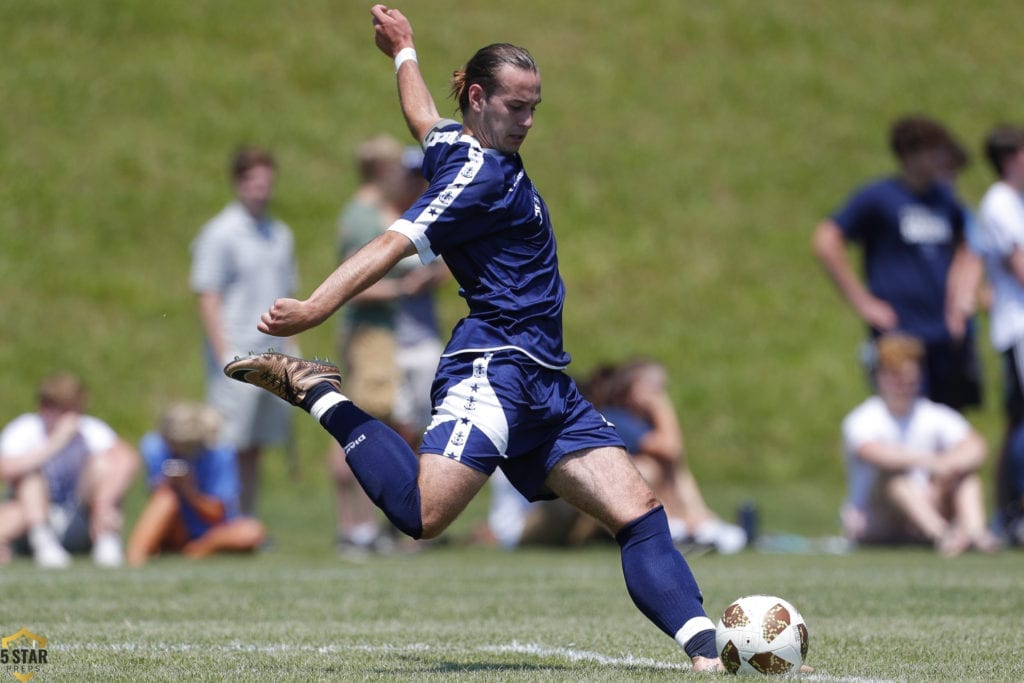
[
  {"xmin": 311, "ymin": 388, "xmax": 423, "ymax": 539},
  {"xmin": 616, "ymin": 506, "xmax": 718, "ymax": 660}
]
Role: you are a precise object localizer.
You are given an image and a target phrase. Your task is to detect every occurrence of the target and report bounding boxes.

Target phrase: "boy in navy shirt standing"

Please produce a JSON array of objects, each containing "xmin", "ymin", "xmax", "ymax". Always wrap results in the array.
[{"xmin": 813, "ymin": 115, "xmax": 982, "ymax": 411}]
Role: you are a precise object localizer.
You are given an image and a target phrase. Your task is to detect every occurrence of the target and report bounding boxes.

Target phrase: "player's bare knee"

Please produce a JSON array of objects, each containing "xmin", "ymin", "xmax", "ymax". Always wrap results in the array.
[{"xmin": 418, "ymin": 511, "xmax": 453, "ymax": 540}]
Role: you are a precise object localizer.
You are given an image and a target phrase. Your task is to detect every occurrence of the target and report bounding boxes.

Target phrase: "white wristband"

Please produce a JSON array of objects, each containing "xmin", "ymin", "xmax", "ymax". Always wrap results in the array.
[{"xmin": 394, "ymin": 47, "xmax": 418, "ymax": 72}]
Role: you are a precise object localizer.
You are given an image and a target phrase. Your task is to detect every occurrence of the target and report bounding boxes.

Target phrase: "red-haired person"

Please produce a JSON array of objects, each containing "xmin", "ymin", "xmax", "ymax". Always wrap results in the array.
[{"xmin": 840, "ymin": 334, "xmax": 999, "ymax": 556}]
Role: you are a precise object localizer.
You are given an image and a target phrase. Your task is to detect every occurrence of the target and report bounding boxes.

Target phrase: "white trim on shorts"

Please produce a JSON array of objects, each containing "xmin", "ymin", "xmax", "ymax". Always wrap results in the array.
[
  {"xmin": 441, "ymin": 344, "xmax": 568, "ymax": 371},
  {"xmin": 424, "ymin": 353, "xmax": 509, "ymax": 461}
]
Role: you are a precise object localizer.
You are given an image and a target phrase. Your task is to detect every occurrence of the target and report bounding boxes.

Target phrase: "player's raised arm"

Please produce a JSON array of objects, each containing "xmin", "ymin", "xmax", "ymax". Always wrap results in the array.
[{"xmin": 370, "ymin": 4, "xmax": 441, "ymax": 144}]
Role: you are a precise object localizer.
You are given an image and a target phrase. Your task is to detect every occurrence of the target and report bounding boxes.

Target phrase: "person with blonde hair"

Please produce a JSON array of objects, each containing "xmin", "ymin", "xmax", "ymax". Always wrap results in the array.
[
  {"xmin": 126, "ymin": 402, "xmax": 265, "ymax": 566},
  {"xmin": 839, "ymin": 333, "xmax": 999, "ymax": 556},
  {"xmin": 0, "ymin": 373, "xmax": 138, "ymax": 568}
]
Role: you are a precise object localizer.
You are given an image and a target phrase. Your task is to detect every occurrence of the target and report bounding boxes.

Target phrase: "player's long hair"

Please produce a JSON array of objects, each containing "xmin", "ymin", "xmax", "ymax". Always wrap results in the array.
[{"xmin": 449, "ymin": 43, "xmax": 537, "ymax": 116}]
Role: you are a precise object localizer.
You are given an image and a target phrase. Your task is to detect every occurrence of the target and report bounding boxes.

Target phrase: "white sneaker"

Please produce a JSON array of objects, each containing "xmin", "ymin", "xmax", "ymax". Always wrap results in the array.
[
  {"xmin": 29, "ymin": 526, "xmax": 71, "ymax": 569},
  {"xmin": 693, "ymin": 520, "xmax": 748, "ymax": 555},
  {"xmin": 35, "ymin": 543, "xmax": 72, "ymax": 569},
  {"xmin": 667, "ymin": 517, "xmax": 690, "ymax": 544},
  {"xmin": 92, "ymin": 532, "xmax": 124, "ymax": 568}
]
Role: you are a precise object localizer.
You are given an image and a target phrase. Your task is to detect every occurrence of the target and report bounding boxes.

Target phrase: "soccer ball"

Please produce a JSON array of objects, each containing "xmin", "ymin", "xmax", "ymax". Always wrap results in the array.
[{"xmin": 715, "ymin": 594, "xmax": 808, "ymax": 675}]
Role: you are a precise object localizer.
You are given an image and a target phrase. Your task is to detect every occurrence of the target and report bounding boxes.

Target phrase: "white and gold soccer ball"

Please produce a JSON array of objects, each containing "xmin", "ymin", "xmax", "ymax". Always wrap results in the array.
[{"xmin": 715, "ymin": 594, "xmax": 808, "ymax": 675}]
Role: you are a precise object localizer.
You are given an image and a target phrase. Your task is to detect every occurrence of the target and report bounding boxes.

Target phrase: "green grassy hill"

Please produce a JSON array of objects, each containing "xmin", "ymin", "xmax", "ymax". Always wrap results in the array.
[{"xmin": 3, "ymin": 0, "xmax": 1023, "ymax": 541}]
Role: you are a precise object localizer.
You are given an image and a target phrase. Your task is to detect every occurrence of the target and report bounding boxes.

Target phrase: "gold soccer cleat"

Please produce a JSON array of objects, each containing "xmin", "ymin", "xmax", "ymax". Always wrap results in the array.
[{"xmin": 224, "ymin": 352, "xmax": 342, "ymax": 407}]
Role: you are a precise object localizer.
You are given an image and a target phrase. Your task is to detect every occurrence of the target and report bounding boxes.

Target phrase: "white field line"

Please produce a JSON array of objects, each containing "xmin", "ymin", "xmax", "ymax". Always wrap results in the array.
[
  {"xmin": 483, "ymin": 643, "xmax": 895, "ymax": 682},
  {"xmin": 50, "ymin": 640, "xmax": 894, "ymax": 681},
  {"xmin": 51, "ymin": 640, "xmax": 679, "ymax": 666},
  {"xmin": 479, "ymin": 641, "xmax": 689, "ymax": 670}
]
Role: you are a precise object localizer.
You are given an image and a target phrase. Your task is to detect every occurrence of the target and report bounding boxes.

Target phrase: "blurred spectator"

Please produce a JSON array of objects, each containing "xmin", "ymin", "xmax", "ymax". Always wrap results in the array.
[
  {"xmin": 0, "ymin": 373, "xmax": 139, "ymax": 568},
  {"xmin": 812, "ymin": 114, "xmax": 982, "ymax": 412},
  {"xmin": 329, "ymin": 136, "xmax": 448, "ymax": 557},
  {"xmin": 839, "ymin": 333, "xmax": 999, "ymax": 556},
  {"xmin": 942, "ymin": 139, "xmax": 990, "ymax": 323},
  {"xmin": 190, "ymin": 145, "xmax": 299, "ymax": 516},
  {"xmin": 587, "ymin": 359, "xmax": 746, "ymax": 554},
  {"xmin": 479, "ymin": 359, "xmax": 746, "ymax": 555},
  {"xmin": 976, "ymin": 123, "xmax": 1024, "ymax": 543},
  {"xmin": 127, "ymin": 402, "xmax": 265, "ymax": 566},
  {"xmin": 1000, "ymin": 427, "xmax": 1024, "ymax": 545},
  {"xmin": 481, "ymin": 469, "xmax": 596, "ymax": 549}
]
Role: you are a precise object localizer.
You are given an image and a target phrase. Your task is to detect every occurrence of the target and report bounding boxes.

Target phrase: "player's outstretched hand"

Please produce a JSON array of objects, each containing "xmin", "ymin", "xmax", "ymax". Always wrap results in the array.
[
  {"xmin": 258, "ymin": 298, "xmax": 324, "ymax": 337},
  {"xmin": 370, "ymin": 4, "xmax": 414, "ymax": 58}
]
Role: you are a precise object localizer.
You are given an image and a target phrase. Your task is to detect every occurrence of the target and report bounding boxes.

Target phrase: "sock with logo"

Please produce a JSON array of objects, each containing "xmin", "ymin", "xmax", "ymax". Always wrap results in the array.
[
  {"xmin": 616, "ymin": 505, "xmax": 718, "ymax": 659},
  {"xmin": 310, "ymin": 391, "xmax": 423, "ymax": 539}
]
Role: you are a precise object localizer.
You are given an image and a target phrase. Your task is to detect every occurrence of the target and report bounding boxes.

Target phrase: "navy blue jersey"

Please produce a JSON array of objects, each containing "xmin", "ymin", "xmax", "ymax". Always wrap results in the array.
[
  {"xmin": 832, "ymin": 176, "xmax": 966, "ymax": 343},
  {"xmin": 389, "ymin": 120, "xmax": 570, "ymax": 369}
]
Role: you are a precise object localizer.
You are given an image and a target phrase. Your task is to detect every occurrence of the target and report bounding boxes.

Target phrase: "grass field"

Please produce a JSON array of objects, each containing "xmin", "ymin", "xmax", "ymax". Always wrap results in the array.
[
  {"xmin": 2, "ymin": 544, "xmax": 1021, "ymax": 681},
  {"xmin": 4, "ymin": 3, "xmax": 1024, "ymax": 680}
]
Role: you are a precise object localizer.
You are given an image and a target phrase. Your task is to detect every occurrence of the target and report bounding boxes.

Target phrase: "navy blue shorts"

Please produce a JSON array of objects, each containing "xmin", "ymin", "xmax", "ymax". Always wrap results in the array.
[{"xmin": 421, "ymin": 350, "xmax": 626, "ymax": 501}]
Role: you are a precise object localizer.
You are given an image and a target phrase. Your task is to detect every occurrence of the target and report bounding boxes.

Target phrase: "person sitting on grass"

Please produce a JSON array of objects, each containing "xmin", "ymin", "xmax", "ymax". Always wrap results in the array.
[
  {"xmin": 478, "ymin": 359, "xmax": 748, "ymax": 554},
  {"xmin": 126, "ymin": 402, "xmax": 265, "ymax": 566},
  {"xmin": 587, "ymin": 359, "xmax": 747, "ymax": 554},
  {"xmin": 840, "ymin": 332, "xmax": 1000, "ymax": 556},
  {"xmin": 0, "ymin": 372, "xmax": 138, "ymax": 568}
]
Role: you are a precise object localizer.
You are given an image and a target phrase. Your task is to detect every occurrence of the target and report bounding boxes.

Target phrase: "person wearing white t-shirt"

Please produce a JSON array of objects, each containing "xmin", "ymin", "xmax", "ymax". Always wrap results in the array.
[
  {"xmin": 977, "ymin": 124, "xmax": 1024, "ymax": 542},
  {"xmin": 840, "ymin": 333, "xmax": 999, "ymax": 556},
  {"xmin": 0, "ymin": 373, "xmax": 139, "ymax": 567}
]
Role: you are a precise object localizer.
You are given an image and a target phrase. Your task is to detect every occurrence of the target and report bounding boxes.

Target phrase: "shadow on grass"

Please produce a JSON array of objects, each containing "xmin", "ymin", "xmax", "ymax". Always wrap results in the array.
[{"xmin": 351, "ymin": 652, "xmax": 683, "ymax": 677}]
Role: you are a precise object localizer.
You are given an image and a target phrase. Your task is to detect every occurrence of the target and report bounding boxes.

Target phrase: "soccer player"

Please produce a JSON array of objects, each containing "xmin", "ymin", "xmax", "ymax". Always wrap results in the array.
[{"xmin": 225, "ymin": 4, "xmax": 722, "ymax": 671}]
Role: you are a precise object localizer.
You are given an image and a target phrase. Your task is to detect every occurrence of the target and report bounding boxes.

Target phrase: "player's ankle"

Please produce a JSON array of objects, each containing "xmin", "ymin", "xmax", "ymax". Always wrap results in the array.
[{"xmin": 691, "ymin": 656, "xmax": 723, "ymax": 673}]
